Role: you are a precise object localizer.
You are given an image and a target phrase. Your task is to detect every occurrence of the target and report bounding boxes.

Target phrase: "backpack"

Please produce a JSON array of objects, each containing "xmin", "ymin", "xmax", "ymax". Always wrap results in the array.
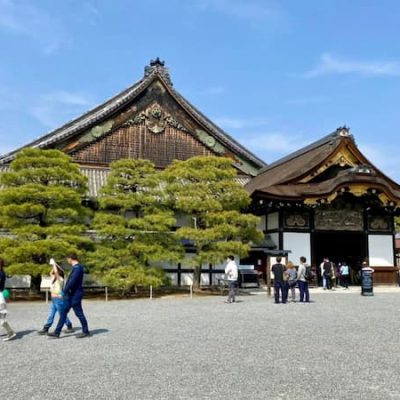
[{"xmin": 304, "ymin": 265, "xmax": 314, "ymax": 282}]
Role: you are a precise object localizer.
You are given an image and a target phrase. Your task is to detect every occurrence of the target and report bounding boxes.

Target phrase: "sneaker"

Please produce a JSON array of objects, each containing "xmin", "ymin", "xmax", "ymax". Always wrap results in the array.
[
  {"xmin": 3, "ymin": 333, "xmax": 17, "ymax": 341},
  {"xmin": 47, "ymin": 332, "xmax": 60, "ymax": 338},
  {"xmin": 224, "ymin": 300, "xmax": 232, "ymax": 304},
  {"xmin": 76, "ymin": 332, "xmax": 90, "ymax": 339},
  {"xmin": 64, "ymin": 327, "xmax": 74, "ymax": 334},
  {"xmin": 37, "ymin": 327, "xmax": 49, "ymax": 335}
]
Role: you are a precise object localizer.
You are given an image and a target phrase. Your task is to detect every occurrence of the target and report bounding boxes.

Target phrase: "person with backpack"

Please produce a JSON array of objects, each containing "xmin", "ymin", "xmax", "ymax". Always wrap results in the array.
[
  {"xmin": 297, "ymin": 256, "xmax": 310, "ymax": 303},
  {"xmin": 271, "ymin": 256, "xmax": 288, "ymax": 304}
]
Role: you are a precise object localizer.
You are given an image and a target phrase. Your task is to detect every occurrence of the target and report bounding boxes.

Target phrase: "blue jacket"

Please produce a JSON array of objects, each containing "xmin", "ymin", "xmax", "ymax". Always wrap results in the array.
[{"xmin": 64, "ymin": 264, "xmax": 84, "ymax": 299}]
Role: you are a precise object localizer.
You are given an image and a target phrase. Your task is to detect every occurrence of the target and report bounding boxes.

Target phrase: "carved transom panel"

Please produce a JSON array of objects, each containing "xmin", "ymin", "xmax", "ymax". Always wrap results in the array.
[
  {"xmin": 368, "ymin": 216, "xmax": 391, "ymax": 231},
  {"xmin": 314, "ymin": 208, "xmax": 363, "ymax": 231},
  {"xmin": 283, "ymin": 211, "xmax": 309, "ymax": 229},
  {"xmin": 123, "ymin": 102, "xmax": 188, "ymax": 134}
]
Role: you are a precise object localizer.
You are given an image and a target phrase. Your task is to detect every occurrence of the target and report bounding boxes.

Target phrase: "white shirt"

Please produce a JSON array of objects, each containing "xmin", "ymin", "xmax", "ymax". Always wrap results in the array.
[{"xmin": 225, "ymin": 260, "xmax": 238, "ymax": 281}]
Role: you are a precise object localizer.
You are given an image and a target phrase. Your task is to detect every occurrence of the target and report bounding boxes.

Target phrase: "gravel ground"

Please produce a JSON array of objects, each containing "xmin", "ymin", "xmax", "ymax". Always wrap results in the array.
[{"xmin": 1, "ymin": 289, "xmax": 400, "ymax": 400}]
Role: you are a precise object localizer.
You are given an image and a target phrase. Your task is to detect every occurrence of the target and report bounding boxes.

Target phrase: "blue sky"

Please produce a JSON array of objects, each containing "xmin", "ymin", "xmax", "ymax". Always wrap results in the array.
[{"xmin": 1, "ymin": 0, "xmax": 400, "ymax": 180}]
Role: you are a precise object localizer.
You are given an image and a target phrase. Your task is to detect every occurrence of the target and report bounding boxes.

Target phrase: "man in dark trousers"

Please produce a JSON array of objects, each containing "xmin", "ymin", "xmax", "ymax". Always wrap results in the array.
[
  {"xmin": 48, "ymin": 253, "xmax": 90, "ymax": 338},
  {"xmin": 323, "ymin": 258, "xmax": 333, "ymax": 290},
  {"xmin": 272, "ymin": 256, "xmax": 287, "ymax": 304}
]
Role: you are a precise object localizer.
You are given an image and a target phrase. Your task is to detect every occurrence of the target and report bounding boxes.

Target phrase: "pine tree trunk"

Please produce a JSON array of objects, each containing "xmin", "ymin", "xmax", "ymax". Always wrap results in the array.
[{"xmin": 192, "ymin": 265, "xmax": 201, "ymax": 290}]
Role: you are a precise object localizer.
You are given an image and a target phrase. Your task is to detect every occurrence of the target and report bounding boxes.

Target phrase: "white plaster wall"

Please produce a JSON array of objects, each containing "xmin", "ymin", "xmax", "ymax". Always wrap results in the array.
[
  {"xmin": 283, "ymin": 232, "xmax": 311, "ymax": 265},
  {"xmin": 181, "ymin": 273, "xmax": 194, "ymax": 286},
  {"xmin": 270, "ymin": 232, "xmax": 280, "ymax": 248},
  {"xmin": 267, "ymin": 212, "xmax": 279, "ymax": 230},
  {"xmin": 368, "ymin": 235, "xmax": 394, "ymax": 266}
]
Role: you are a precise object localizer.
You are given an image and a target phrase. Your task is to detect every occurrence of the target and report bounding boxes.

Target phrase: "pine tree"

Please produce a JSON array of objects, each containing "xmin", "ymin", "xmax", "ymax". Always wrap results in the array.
[
  {"xmin": 163, "ymin": 156, "xmax": 263, "ymax": 288},
  {"xmin": 88, "ymin": 159, "xmax": 183, "ymax": 292},
  {"xmin": 0, "ymin": 148, "xmax": 92, "ymax": 278}
]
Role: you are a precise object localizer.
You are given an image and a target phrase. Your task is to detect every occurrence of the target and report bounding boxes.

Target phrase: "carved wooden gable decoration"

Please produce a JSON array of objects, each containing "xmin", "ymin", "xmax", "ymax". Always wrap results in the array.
[{"xmin": 0, "ymin": 59, "xmax": 265, "ymax": 178}]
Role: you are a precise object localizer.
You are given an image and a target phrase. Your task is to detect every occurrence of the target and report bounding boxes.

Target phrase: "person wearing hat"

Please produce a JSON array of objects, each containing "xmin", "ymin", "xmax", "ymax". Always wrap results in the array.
[{"xmin": 38, "ymin": 258, "xmax": 73, "ymax": 335}]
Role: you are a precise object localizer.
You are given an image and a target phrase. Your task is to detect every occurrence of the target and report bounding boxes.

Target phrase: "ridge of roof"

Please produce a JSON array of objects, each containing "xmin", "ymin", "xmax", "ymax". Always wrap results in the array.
[
  {"xmin": 257, "ymin": 127, "xmax": 351, "ymax": 176},
  {"xmin": 0, "ymin": 59, "xmax": 266, "ymax": 170},
  {"xmin": 167, "ymin": 86, "xmax": 266, "ymax": 168},
  {"xmin": 0, "ymin": 74, "xmax": 151, "ymax": 164}
]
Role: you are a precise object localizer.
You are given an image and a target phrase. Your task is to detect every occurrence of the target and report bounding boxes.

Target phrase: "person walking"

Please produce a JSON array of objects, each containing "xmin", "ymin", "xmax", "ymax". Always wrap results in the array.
[
  {"xmin": 271, "ymin": 256, "xmax": 288, "ymax": 304},
  {"xmin": 224, "ymin": 255, "xmax": 238, "ymax": 303},
  {"xmin": 340, "ymin": 261, "xmax": 350, "ymax": 289},
  {"xmin": 297, "ymin": 256, "xmax": 310, "ymax": 303},
  {"xmin": 48, "ymin": 253, "xmax": 90, "ymax": 338},
  {"xmin": 286, "ymin": 261, "xmax": 297, "ymax": 302},
  {"xmin": 38, "ymin": 259, "xmax": 73, "ymax": 335},
  {"xmin": 0, "ymin": 289, "xmax": 16, "ymax": 341},
  {"xmin": 0, "ymin": 260, "xmax": 16, "ymax": 341}
]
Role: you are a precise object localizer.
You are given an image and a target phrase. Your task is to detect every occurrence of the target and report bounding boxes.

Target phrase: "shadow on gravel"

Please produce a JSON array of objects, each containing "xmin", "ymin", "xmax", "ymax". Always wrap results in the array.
[
  {"xmin": 16, "ymin": 329, "xmax": 36, "ymax": 339},
  {"xmin": 89, "ymin": 328, "xmax": 108, "ymax": 336}
]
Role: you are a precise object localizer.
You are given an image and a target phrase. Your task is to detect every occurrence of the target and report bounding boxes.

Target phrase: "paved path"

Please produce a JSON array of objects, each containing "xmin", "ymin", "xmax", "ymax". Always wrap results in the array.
[{"xmin": 1, "ymin": 290, "xmax": 400, "ymax": 400}]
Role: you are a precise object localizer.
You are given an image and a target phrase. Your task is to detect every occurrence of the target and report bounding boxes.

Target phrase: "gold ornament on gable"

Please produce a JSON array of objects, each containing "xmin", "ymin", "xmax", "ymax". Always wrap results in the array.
[{"xmin": 123, "ymin": 102, "xmax": 189, "ymax": 134}]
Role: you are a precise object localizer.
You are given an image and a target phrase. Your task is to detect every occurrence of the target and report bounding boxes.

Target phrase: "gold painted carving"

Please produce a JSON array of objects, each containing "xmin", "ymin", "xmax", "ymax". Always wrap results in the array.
[
  {"xmin": 284, "ymin": 212, "xmax": 309, "ymax": 228},
  {"xmin": 124, "ymin": 103, "xmax": 188, "ymax": 134},
  {"xmin": 369, "ymin": 216, "xmax": 389, "ymax": 231},
  {"xmin": 300, "ymin": 147, "xmax": 358, "ymax": 183},
  {"xmin": 315, "ymin": 208, "xmax": 363, "ymax": 231}
]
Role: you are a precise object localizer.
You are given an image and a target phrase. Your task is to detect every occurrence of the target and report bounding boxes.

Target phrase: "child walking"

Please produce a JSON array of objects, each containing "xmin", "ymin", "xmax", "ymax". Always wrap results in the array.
[{"xmin": 0, "ymin": 289, "xmax": 16, "ymax": 341}]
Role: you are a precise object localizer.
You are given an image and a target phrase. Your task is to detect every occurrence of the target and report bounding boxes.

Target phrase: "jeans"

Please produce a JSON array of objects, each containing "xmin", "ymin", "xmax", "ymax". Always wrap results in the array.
[
  {"xmin": 324, "ymin": 275, "xmax": 332, "ymax": 290},
  {"xmin": 227, "ymin": 280, "xmax": 237, "ymax": 302},
  {"xmin": 54, "ymin": 296, "xmax": 89, "ymax": 335},
  {"xmin": 341, "ymin": 275, "xmax": 349, "ymax": 288},
  {"xmin": 298, "ymin": 280, "xmax": 310, "ymax": 302},
  {"xmin": 274, "ymin": 281, "xmax": 288, "ymax": 303},
  {"xmin": 45, "ymin": 297, "xmax": 72, "ymax": 328}
]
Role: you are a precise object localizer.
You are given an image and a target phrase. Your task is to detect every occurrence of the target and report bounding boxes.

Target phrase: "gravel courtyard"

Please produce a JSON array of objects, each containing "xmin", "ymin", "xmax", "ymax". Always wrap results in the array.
[{"xmin": 1, "ymin": 289, "xmax": 400, "ymax": 400}]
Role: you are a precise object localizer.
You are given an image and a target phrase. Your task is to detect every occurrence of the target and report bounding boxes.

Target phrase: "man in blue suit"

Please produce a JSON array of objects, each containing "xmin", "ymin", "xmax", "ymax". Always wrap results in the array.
[{"xmin": 48, "ymin": 253, "xmax": 90, "ymax": 339}]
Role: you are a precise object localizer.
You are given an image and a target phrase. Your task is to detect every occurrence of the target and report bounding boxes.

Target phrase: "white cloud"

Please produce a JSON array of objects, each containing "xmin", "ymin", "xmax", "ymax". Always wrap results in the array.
[
  {"xmin": 304, "ymin": 53, "xmax": 400, "ymax": 78},
  {"xmin": 200, "ymin": 86, "xmax": 225, "ymax": 95},
  {"xmin": 286, "ymin": 96, "xmax": 327, "ymax": 106},
  {"xmin": 30, "ymin": 91, "xmax": 94, "ymax": 128},
  {"xmin": 236, "ymin": 131, "xmax": 308, "ymax": 154},
  {"xmin": 359, "ymin": 143, "xmax": 400, "ymax": 181},
  {"xmin": 213, "ymin": 116, "xmax": 269, "ymax": 130},
  {"xmin": 0, "ymin": 0, "xmax": 68, "ymax": 54},
  {"xmin": 83, "ymin": 2, "xmax": 101, "ymax": 25},
  {"xmin": 192, "ymin": 0, "xmax": 276, "ymax": 21}
]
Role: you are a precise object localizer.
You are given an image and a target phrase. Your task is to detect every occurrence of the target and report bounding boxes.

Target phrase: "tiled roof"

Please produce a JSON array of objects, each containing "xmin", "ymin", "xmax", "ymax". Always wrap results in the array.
[{"xmin": 0, "ymin": 60, "xmax": 266, "ymax": 172}]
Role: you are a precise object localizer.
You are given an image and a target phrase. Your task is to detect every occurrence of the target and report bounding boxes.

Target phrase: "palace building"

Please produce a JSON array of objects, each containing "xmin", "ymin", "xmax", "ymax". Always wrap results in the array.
[
  {"xmin": 1, "ymin": 59, "xmax": 399, "ymax": 284},
  {"xmin": 246, "ymin": 128, "xmax": 400, "ymax": 284}
]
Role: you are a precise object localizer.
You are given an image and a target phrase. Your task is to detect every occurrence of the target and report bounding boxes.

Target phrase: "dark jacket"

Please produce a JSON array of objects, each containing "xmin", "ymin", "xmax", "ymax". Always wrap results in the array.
[
  {"xmin": 0, "ymin": 270, "xmax": 5, "ymax": 291},
  {"xmin": 64, "ymin": 264, "xmax": 84, "ymax": 299}
]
